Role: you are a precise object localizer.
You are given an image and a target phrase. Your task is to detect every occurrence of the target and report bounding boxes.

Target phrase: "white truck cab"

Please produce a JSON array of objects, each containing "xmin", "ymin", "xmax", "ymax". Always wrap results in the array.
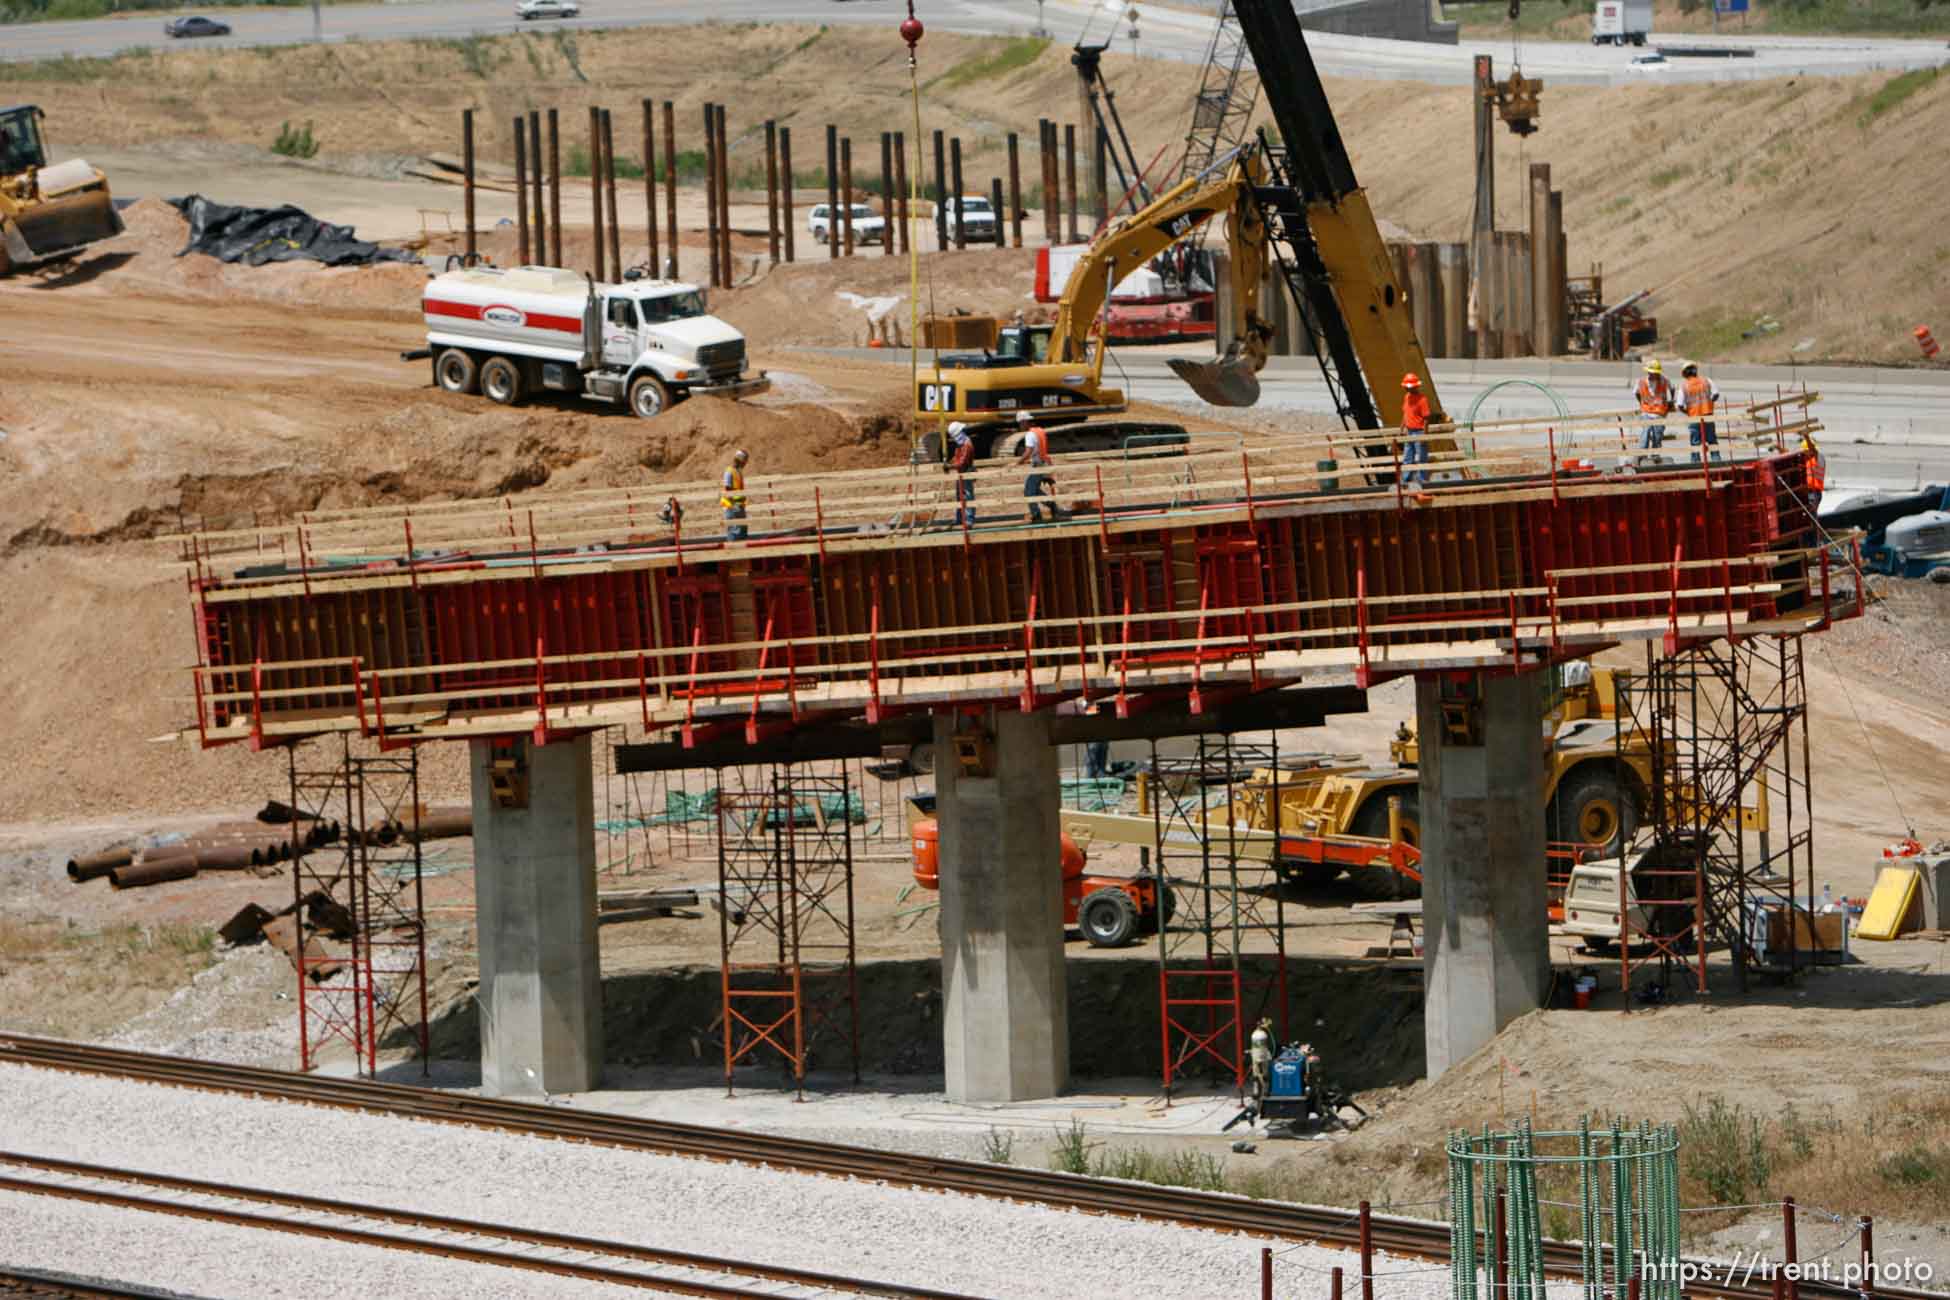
[{"xmin": 421, "ymin": 265, "xmax": 768, "ymax": 418}]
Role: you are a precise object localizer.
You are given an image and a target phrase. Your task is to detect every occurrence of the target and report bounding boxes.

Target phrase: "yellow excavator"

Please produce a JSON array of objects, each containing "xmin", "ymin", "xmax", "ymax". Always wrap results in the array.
[
  {"xmin": 915, "ymin": 0, "xmax": 1450, "ymax": 469},
  {"xmin": 0, "ymin": 104, "xmax": 124, "ymax": 276}
]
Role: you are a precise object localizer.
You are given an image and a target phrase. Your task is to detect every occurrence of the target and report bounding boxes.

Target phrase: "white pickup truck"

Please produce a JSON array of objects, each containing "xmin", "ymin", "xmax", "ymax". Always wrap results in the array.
[
  {"xmin": 942, "ymin": 193, "xmax": 1000, "ymax": 244},
  {"xmin": 807, "ymin": 202, "xmax": 886, "ymax": 245},
  {"xmin": 418, "ymin": 266, "xmax": 767, "ymax": 418}
]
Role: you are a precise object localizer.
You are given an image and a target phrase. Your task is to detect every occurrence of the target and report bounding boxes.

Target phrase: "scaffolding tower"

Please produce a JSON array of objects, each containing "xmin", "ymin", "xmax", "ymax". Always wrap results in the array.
[
  {"xmin": 284, "ymin": 741, "xmax": 429, "ymax": 1076},
  {"xmin": 1176, "ymin": 0, "xmax": 1260, "ymax": 184},
  {"xmin": 1148, "ymin": 733, "xmax": 1292, "ymax": 1099},
  {"xmin": 714, "ymin": 764, "xmax": 861, "ymax": 1097},
  {"xmin": 1611, "ymin": 634, "xmax": 1817, "ymax": 997}
]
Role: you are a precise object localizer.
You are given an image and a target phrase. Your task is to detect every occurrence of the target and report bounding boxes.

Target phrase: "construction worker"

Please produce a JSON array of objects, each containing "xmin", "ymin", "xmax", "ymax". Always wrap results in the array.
[
  {"xmin": 943, "ymin": 422, "xmax": 977, "ymax": 527},
  {"xmin": 721, "ymin": 448, "xmax": 750, "ymax": 540},
  {"xmin": 1634, "ymin": 358, "xmax": 1676, "ymax": 449},
  {"xmin": 1398, "ymin": 372, "xmax": 1431, "ymax": 486},
  {"xmin": 1014, "ymin": 410, "xmax": 1061, "ymax": 523},
  {"xmin": 1680, "ymin": 361, "xmax": 1721, "ymax": 463},
  {"xmin": 1801, "ymin": 432, "xmax": 1827, "ymax": 504}
]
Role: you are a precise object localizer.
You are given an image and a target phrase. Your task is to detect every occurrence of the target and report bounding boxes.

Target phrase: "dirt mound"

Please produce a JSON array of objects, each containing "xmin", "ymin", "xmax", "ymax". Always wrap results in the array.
[{"xmin": 83, "ymin": 195, "xmax": 425, "ymax": 314}]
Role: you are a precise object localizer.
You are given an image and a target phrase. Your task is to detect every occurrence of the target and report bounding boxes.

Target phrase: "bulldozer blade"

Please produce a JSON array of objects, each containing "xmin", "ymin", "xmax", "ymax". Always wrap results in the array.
[
  {"xmin": 1167, "ymin": 354, "xmax": 1263, "ymax": 408},
  {"xmin": 1, "ymin": 190, "xmax": 124, "ymax": 274}
]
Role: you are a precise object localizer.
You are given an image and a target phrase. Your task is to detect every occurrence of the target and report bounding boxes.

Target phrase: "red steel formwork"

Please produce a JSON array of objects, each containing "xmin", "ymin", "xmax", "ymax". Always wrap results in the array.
[{"xmin": 179, "ymin": 444, "xmax": 1853, "ymax": 750}]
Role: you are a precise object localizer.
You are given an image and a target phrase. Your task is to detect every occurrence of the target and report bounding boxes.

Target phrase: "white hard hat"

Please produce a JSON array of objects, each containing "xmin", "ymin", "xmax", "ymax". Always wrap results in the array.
[
  {"xmin": 948, "ymin": 422, "xmax": 969, "ymax": 443},
  {"xmin": 1016, "ymin": 411, "xmax": 1034, "ymax": 424}
]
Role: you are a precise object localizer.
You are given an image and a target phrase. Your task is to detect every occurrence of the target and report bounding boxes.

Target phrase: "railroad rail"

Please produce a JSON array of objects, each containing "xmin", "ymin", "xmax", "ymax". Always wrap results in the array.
[
  {"xmin": 0, "ymin": 1148, "xmax": 973, "ymax": 1299},
  {"xmin": 1, "ymin": 1034, "xmax": 1936, "ymax": 1300}
]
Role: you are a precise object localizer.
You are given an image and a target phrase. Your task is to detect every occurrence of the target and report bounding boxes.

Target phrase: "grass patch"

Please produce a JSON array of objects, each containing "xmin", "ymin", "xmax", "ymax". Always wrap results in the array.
[
  {"xmin": 550, "ymin": 29, "xmax": 588, "ymax": 83},
  {"xmin": 981, "ymin": 1127, "xmax": 1015, "ymax": 1165},
  {"xmin": 271, "ymin": 120, "xmax": 319, "ymax": 160},
  {"xmin": 1648, "ymin": 163, "xmax": 1691, "ymax": 190},
  {"xmin": 791, "ymin": 25, "xmax": 827, "ymax": 56},
  {"xmin": 933, "ymin": 36, "xmax": 1049, "ymax": 90},
  {"xmin": 1855, "ymin": 66, "xmax": 1941, "ymax": 125},
  {"xmin": 1671, "ymin": 312, "xmax": 1752, "ymax": 357}
]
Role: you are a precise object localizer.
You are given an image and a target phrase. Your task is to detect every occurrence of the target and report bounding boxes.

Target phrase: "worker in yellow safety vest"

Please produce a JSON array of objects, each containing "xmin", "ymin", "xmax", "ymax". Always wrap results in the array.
[
  {"xmin": 1680, "ymin": 361, "xmax": 1721, "ymax": 464},
  {"xmin": 1801, "ymin": 433, "xmax": 1826, "ymax": 502},
  {"xmin": 721, "ymin": 448, "xmax": 750, "ymax": 540},
  {"xmin": 1634, "ymin": 358, "xmax": 1676, "ymax": 450}
]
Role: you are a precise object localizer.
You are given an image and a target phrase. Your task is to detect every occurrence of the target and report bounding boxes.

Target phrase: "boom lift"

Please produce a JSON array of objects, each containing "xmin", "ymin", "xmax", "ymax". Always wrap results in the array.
[{"xmin": 914, "ymin": 0, "xmax": 1452, "ymax": 471}]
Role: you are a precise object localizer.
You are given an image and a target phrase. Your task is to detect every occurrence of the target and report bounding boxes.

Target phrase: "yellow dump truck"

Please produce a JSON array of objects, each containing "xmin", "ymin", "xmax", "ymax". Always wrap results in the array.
[{"xmin": 0, "ymin": 105, "xmax": 124, "ymax": 275}]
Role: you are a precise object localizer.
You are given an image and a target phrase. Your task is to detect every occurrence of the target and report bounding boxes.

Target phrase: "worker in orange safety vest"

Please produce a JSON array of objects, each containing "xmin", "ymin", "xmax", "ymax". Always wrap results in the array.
[
  {"xmin": 1633, "ymin": 358, "xmax": 1676, "ymax": 449},
  {"xmin": 943, "ymin": 422, "xmax": 978, "ymax": 527},
  {"xmin": 1680, "ymin": 361, "xmax": 1721, "ymax": 464},
  {"xmin": 1801, "ymin": 433, "xmax": 1827, "ymax": 502},
  {"xmin": 1399, "ymin": 372, "xmax": 1431, "ymax": 486}
]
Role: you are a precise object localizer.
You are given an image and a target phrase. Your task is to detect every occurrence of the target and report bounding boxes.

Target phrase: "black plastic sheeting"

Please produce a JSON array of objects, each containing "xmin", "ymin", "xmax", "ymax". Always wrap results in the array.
[{"xmin": 168, "ymin": 194, "xmax": 418, "ymax": 268}]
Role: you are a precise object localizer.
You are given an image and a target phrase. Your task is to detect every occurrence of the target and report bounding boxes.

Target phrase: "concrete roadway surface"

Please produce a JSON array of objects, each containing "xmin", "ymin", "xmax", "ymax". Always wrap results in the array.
[
  {"xmin": 4, "ymin": 0, "xmax": 1945, "ymax": 84},
  {"xmin": 1122, "ymin": 353, "xmax": 1950, "ymax": 493}
]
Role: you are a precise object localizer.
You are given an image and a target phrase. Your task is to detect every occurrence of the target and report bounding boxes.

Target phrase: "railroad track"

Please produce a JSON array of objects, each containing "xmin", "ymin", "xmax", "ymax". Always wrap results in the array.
[
  {"xmin": 0, "ymin": 1149, "xmax": 971, "ymax": 1299},
  {"xmin": 0, "ymin": 1033, "xmax": 1938, "ymax": 1300}
]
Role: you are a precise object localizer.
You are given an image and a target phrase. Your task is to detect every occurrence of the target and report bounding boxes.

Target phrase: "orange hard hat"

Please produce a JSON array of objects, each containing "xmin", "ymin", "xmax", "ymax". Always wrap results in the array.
[{"xmin": 1402, "ymin": 372, "xmax": 1421, "ymax": 390}]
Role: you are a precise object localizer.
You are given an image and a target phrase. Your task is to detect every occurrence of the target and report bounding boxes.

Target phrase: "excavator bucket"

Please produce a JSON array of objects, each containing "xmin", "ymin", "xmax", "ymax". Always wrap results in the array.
[{"xmin": 1167, "ymin": 352, "xmax": 1263, "ymax": 407}]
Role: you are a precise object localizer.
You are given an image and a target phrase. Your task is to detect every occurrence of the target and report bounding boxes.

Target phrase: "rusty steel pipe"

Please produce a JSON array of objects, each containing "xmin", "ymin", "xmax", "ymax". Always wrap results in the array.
[
  {"xmin": 67, "ymin": 848, "xmax": 134, "ymax": 882},
  {"xmin": 110, "ymin": 858, "xmax": 200, "ymax": 889}
]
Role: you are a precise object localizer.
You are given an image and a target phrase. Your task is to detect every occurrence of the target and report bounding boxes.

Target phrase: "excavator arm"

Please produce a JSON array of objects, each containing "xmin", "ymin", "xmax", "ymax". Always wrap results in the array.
[{"xmin": 1047, "ymin": 152, "xmax": 1274, "ymax": 386}]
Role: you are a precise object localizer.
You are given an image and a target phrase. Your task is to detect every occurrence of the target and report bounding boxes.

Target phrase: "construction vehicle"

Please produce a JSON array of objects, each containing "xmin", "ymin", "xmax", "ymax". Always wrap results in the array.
[
  {"xmin": 414, "ymin": 265, "xmax": 767, "ymax": 418},
  {"xmin": 1231, "ymin": 661, "xmax": 1655, "ymax": 900},
  {"xmin": 0, "ymin": 105, "xmax": 125, "ymax": 276},
  {"xmin": 1591, "ymin": 0, "xmax": 1653, "ymax": 45},
  {"xmin": 909, "ymin": 815, "xmax": 1168, "ymax": 948},
  {"xmin": 915, "ymin": 0, "xmax": 1446, "ymax": 464}
]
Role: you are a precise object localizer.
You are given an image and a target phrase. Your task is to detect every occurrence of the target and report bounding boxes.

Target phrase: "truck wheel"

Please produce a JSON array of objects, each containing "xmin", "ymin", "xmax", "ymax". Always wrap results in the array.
[
  {"xmin": 1548, "ymin": 768, "xmax": 1634, "ymax": 859},
  {"xmin": 1080, "ymin": 887, "xmax": 1140, "ymax": 948},
  {"xmin": 480, "ymin": 356, "xmax": 525, "ymax": 406},
  {"xmin": 1345, "ymin": 790, "xmax": 1421, "ymax": 901},
  {"xmin": 906, "ymin": 742, "xmax": 936, "ymax": 776},
  {"xmin": 629, "ymin": 374, "xmax": 672, "ymax": 419},
  {"xmin": 435, "ymin": 348, "xmax": 478, "ymax": 395}
]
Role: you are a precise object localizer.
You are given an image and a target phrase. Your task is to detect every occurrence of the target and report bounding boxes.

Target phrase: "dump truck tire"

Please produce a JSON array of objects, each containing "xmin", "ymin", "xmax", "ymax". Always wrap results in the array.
[
  {"xmin": 1283, "ymin": 862, "xmax": 1343, "ymax": 889},
  {"xmin": 1080, "ymin": 887, "xmax": 1140, "ymax": 948},
  {"xmin": 435, "ymin": 349, "xmax": 478, "ymax": 395},
  {"xmin": 1549, "ymin": 767, "xmax": 1634, "ymax": 859},
  {"xmin": 480, "ymin": 356, "xmax": 525, "ymax": 406},
  {"xmin": 1345, "ymin": 790, "xmax": 1421, "ymax": 901}
]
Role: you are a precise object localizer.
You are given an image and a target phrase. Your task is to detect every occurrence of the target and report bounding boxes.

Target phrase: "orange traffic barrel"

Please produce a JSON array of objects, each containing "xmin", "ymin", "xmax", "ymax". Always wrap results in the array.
[{"xmin": 1917, "ymin": 325, "xmax": 1941, "ymax": 359}]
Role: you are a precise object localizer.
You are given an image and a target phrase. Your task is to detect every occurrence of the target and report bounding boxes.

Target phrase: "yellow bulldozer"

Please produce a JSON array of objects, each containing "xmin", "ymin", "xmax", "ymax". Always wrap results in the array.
[
  {"xmin": 0, "ymin": 104, "xmax": 124, "ymax": 276},
  {"xmin": 1226, "ymin": 662, "xmax": 1655, "ymax": 900}
]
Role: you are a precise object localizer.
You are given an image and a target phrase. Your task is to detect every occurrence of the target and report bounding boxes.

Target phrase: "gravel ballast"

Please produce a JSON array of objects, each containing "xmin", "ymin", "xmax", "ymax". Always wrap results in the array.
[{"xmin": 0, "ymin": 1061, "xmax": 1466, "ymax": 1299}]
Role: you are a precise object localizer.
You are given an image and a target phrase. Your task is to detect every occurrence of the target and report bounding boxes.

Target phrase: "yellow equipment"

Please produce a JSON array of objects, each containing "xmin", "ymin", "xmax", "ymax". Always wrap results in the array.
[
  {"xmin": 1227, "ymin": 662, "xmax": 1657, "ymax": 899},
  {"xmin": 0, "ymin": 104, "xmax": 124, "ymax": 276},
  {"xmin": 913, "ymin": 135, "xmax": 1447, "ymax": 464}
]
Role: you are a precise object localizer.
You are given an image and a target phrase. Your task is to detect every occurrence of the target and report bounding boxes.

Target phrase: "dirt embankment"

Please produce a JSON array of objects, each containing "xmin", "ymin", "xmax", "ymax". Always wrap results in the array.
[{"xmin": 8, "ymin": 23, "xmax": 1950, "ymax": 362}]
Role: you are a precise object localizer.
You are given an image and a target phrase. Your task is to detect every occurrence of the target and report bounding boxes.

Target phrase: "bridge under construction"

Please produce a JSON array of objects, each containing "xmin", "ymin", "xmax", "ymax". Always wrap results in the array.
[{"xmin": 171, "ymin": 400, "xmax": 1857, "ymax": 1101}]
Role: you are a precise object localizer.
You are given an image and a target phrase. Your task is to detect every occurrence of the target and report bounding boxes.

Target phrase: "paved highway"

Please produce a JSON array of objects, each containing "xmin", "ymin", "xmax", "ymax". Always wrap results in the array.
[
  {"xmin": 1123, "ymin": 354, "xmax": 1950, "ymax": 492},
  {"xmin": 4, "ymin": 0, "xmax": 1944, "ymax": 85}
]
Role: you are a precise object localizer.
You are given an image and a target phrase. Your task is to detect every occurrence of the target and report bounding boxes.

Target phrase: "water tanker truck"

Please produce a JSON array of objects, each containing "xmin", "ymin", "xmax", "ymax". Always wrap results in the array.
[{"xmin": 417, "ymin": 265, "xmax": 768, "ymax": 418}]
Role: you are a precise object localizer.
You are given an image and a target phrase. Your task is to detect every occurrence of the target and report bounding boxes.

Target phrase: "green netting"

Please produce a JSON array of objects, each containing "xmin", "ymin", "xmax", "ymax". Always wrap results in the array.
[
  {"xmin": 595, "ymin": 787, "xmax": 721, "ymax": 834},
  {"xmin": 760, "ymin": 792, "xmax": 866, "ymax": 828},
  {"xmin": 1062, "ymin": 777, "xmax": 1127, "ymax": 811}
]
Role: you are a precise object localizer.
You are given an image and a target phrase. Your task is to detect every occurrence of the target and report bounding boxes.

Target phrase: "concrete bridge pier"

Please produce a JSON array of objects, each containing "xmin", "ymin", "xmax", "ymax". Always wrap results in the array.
[
  {"xmin": 1418, "ymin": 669, "xmax": 1551, "ymax": 1078},
  {"xmin": 467, "ymin": 733, "xmax": 604, "ymax": 1098},
  {"xmin": 933, "ymin": 710, "xmax": 1069, "ymax": 1103}
]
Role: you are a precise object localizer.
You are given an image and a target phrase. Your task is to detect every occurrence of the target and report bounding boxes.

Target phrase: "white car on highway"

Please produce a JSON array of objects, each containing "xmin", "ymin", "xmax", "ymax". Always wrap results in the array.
[
  {"xmin": 515, "ymin": 0, "xmax": 580, "ymax": 18},
  {"xmin": 807, "ymin": 202, "xmax": 886, "ymax": 246}
]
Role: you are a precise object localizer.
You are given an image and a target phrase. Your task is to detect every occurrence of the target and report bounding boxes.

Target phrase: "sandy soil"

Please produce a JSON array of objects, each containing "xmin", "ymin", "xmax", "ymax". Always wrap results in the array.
[{"xmin": 9, "ymin": 22, "xmax": 1950, "ymax": 363}]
